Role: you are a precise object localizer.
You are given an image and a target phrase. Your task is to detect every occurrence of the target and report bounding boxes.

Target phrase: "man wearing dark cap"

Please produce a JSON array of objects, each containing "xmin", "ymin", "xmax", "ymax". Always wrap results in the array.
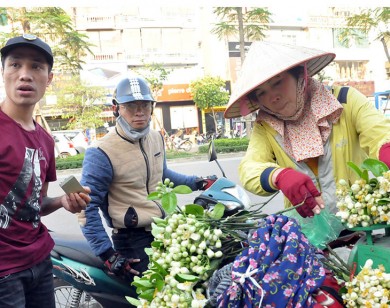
[{"xmin": 0, "ymin": 34, "xmax": 91, "ymax": 307}]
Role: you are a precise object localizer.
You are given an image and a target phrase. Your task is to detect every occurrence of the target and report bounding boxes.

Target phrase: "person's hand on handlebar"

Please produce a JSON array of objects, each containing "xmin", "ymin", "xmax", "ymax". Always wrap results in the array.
[
  {"xmin": 196, "ymin": 175, "xmax": 218, "ymax": 190},
  {"xmin": 104, "ymin": 252, "xmax": 140, "ymax": 278},
  {"xmin": 272, "ymin": 168, "xmax": 325, "ymax": 218}
]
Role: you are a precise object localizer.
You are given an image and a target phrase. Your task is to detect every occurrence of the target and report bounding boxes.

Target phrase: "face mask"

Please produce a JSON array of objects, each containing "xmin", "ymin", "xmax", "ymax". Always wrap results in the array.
[{"xmin": 116, "ymin": 115, "xmax": 150, "ymax": 141}]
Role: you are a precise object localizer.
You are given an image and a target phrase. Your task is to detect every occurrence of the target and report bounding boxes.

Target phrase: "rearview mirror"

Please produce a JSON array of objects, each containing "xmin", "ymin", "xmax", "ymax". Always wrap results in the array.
[{"xmin": 208, "ymin": 141, "xmax": 217, "ymax": 162}]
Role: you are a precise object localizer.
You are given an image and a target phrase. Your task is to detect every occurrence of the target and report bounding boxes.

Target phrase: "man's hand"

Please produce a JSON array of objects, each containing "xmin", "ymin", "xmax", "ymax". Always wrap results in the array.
[
  {"xmin": 196, "ymin": 175, "xmax": 218, "ymax": 190},
  {"xmin": 62, "ymin": 186, "xmax": 91, "ymax": 213},
  {"xmin": 274, "ymin": 168, "xmax": 325, "ymax": 218},
  {"xmin": 104, "ymin": 253, "xmax": 141, "ymax": 278}
]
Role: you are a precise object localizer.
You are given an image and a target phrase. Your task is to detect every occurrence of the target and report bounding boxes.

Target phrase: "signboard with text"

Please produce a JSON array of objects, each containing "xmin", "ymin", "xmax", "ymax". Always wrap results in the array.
[{"xmin": 156, "ymin": 84, "xmax": 192, "ymax": 102}]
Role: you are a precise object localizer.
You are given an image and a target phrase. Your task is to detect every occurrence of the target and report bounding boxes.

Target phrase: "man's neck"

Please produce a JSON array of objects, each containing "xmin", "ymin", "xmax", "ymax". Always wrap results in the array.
[{"xmin": 0, "ymin": 101, "xmax": 36, "ymax": 131}]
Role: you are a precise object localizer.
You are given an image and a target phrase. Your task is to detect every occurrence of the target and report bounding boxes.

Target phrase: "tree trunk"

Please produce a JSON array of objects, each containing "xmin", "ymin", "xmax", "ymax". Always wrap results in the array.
[
  {"xmin": 380, "ymin": 37, "xmax": 390, "ymax": 62},
  {"xmin": 236, "ymin": 7, "xmax": 252, "ymax": 138},
  {"xmin": 237, "ymin": 7, "xmax": 246, "ymax": 63}
]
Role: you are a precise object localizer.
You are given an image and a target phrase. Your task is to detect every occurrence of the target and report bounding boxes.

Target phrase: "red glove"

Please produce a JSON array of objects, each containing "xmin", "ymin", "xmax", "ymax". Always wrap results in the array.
[
  {"xmin": 104, "ymin": 253, "xmax": 140, "ymax": 278},
  {"xmin": 275, "ymin": 168, "xmax": 321, "ymax": 218},
  {"xmin": 379, "ymin": 143, "xmax": 390, "ymax": 168}
]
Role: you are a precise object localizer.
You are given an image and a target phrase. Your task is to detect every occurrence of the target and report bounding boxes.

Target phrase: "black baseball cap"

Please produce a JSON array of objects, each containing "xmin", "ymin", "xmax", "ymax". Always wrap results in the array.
[{"xmin": 1, "ymin": 34, "xmax": 54, "ymax": 68}]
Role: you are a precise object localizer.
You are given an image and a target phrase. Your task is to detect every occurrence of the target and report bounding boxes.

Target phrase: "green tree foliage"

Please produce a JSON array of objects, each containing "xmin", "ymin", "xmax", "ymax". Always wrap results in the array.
[
  {"xmin": 0, "ymin": 7, "xmax": 93, "ymax": 74},
  {"xmin": 136, "ymin": 62, "xmax": 172, "ymax": 97},
  {"xmin": 340, "ymin": 7, "xmax": 390, "ymax": 62},
  {"xmin": 212, "ymin": 7, "xmax": 272, "ymax": 62},
  {"xmin": 135, "ymin": 62, "xmax": 172, "ymax": 135},
  {"xmin": 190, "ymin": 76, "xmax": 229, "ymax": 130},
  {"xmin": 46, "ymin": 75, "xmax": 107, "ymax": 130},
  {"xmin": 0, "ymin": 8, "xmax": 7, "ymax": 25}
]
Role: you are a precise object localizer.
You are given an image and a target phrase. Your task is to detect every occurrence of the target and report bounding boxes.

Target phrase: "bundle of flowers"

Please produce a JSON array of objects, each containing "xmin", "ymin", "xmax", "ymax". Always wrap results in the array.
[
  {"xmin": 336, "ymin": 158, "xmax": 390, "ymax": 228},
  {"xmin": 128, "ymin": 179, "xmax": 274, "ymax": 307},
  {"xmin": 342, "ymin": 259, "xmax": 390, "ymax": 307},
  {"xmin": 127, "ymin": 179, "xmax": 293, "ymax": 308},
  {"xmin": 324, "ymin": 246, "xmax": 390, "ymax": 307}
]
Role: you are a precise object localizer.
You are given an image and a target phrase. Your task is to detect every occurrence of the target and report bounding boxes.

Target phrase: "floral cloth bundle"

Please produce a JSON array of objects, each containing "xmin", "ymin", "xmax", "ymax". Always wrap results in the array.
[{"xmin": 216, "ymin": 215, "xmax": 326, "ymax": 308}]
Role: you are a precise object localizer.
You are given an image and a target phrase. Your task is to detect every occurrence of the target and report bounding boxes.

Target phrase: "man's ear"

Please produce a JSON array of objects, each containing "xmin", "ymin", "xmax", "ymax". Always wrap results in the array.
[
  {"xmin": 47, "ymin": 72, "xmax": 54, "ymax": 86},
  {"xmin": 112, "ymin": 102, "xmax": 119, "ymax": 117}
]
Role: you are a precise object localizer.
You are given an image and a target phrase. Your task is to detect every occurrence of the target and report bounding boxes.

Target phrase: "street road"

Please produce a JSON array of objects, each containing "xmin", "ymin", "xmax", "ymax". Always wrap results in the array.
[{"xmin": 41, "ymin": 155, "xmax": 285, "ymax": 235}]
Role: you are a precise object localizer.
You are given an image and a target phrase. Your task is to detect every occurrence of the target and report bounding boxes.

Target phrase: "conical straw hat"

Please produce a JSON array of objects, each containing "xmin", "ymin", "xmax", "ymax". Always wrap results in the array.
[{"xmin": 224, "ymin": 41, "xmax": 335, "ymax": 119}]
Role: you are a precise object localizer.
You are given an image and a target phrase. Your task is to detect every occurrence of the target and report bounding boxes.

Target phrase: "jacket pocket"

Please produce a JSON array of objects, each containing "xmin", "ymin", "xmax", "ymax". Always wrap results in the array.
[{"xmin": 124, "ymin": 207, "xmax": 138, "ymax": 228}]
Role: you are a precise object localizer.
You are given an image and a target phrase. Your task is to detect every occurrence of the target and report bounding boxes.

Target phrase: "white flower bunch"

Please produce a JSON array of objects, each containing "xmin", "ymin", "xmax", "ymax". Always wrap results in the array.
[
  {"xmin": 140, "ymin": 212, "xmax": 224, "ymax": 307},
  {"xmin": 342, "ymin": 259, "xmax": 390, "ymax": 307},
  {"xmin": 336, "ymin": 165, "xmax": 390, "ymax": 228}
]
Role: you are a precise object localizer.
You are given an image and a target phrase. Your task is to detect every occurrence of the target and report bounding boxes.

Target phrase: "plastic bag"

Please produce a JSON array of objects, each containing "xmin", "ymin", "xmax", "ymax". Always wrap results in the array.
[{"xmin": 285, "ymin": 207, "xmax": 344, "ymax": 249}]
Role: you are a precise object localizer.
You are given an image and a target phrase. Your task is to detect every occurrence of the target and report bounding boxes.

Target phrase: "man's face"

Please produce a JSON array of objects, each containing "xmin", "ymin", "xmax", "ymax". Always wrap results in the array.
[
  {"xmin": 1, "ymin": 46, "xmax": 53, "ymax": 108},
  {"xmin": 118, "ymin": 100, "xmax": 153, "ymax": 130}
]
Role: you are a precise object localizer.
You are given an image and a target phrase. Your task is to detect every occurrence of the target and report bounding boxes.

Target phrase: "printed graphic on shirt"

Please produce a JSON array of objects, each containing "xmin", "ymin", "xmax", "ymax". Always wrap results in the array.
[{"xmin": 0, "ymin": 147, "xmax": 43, "ymax": 229}]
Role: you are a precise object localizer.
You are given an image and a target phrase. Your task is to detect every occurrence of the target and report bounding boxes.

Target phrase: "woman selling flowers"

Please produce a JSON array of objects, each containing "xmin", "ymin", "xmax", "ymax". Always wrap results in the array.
[{"xmin": 224, "ymin": 41, "xmax": 390, "ymax": 238}]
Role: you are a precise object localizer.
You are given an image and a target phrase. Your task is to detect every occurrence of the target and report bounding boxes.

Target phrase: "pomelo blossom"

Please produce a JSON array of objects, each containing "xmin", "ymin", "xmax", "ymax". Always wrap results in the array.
[
  {"xmin": 342, "ymin": 259, "xmax": 390, "ymax": 308},
  {"xmin": 336, "ymin": 159, "xmax": 390, "ymax": 228}
]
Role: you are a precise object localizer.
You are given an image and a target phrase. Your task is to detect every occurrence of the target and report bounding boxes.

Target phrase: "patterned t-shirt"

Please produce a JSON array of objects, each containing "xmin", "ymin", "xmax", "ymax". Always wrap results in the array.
[{"xmin": 0, "ymin": 109, "xmax": 57, "ymax": 276}]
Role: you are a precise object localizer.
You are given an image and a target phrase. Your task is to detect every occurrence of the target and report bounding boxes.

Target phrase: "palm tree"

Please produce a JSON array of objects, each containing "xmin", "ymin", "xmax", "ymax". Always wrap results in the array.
[
  {"xmin": 212, "ymin": 7, "xmax": 272, "ymax": 137},
  {"xmin": 0, "ymin": 7, "xmax": 93, "ymax": 74},
  {"xmin": 341, "ymin": 7, "xmax": 390, "ymax": 62},
  {"xmin": 212, "ymin": 7, "xmax": 272, "ymax": 63}
]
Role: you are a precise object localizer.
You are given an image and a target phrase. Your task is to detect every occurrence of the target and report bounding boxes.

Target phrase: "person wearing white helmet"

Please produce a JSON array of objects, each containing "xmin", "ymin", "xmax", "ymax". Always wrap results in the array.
[
  {"xmin": 80, "ymin": 76, "xmax": 215, "ymax": 302},
  {"xmin": 225, "ymin": 41, "xmax": 390, "ymax": 231}
]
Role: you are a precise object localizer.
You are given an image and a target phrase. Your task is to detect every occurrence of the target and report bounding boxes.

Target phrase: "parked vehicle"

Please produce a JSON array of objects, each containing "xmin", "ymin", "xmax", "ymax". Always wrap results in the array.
[
  {"xmin": 52, "ymin": 130, "xmax": 89, "ymax": 154},
  {"xmin": 50, "ymin": 141, "xmax": 249, "ymax": 307},
  {"xmin": 165, "ymin": 134, "xmax": 193, "ymax": 152},
  {"xmin": 53, "ymin": 134, "xmax": 78, "ymax": 158}
]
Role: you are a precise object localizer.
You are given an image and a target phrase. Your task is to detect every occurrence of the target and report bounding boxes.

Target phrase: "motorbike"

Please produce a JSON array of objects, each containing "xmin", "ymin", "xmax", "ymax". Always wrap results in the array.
[
  {"xmin": 50, "ymin": 141, "xmax": 251, "ymax": 307},
  {"xmin": 172, "ymin": 136, "xmax": 192, "ymax": 152}
]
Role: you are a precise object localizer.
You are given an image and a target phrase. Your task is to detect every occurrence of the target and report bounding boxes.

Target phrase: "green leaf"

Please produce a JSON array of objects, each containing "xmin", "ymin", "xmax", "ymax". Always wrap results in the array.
[
  {"xmin": 126, "ymin": 297, "xmax": 141, "ymax": 306},
  {"xmin": 150, "ymin": 272, "xmax": 165, "ymax": 291},
  {"xmin": 369, "ymin": 178, "xmax": 379, "ymax": 188},
  {"xmin": 361, "ymin": 158, "xmax": 389, "ymax": 177},
  {"xmin": 184, "ymin": 204, "xmax": 205, "ymax": 216},
  {"xmin": 377, "ymin": 198, "xmax": 390, "ymax": 205},
  {"xmin": 151, "ymin": 241, "xmax": 163, "ymax": 249},
  {"xmin": 155, "ymin": 279, "xmax": 164, "ymax": 292},
  {"xmin": 144, "ymin": 247, "xmax": 154, "ymax": 255},
  {"xmin": 347, "ymin": 161, "xmax": 363, "ymax": 178},
  {"xmin": 161, "ymin": 192, "xmax": 177, "ymax": 214},
  {"xmin": 151, "ymin": 260, "xmax": 168, "ymax": 276},
  {"xmin": 209, "ymin": 259, "xmax": 223, "ymax": 271},
  {"xmin": 132, "ymin": 278, "xmax": 154, "ymax": 289},
  {"xmin": 172, "ymin": 185, "xmax": 193, "ymax": 194},
  {"xmin": 209, "ymin": 203, "xmax": 225, "ymax": 219},
  {"xmin": 139, "ymin": 288, "xmax": 155, "ymax": 301},
  {"xmin": 151, "ymin": 223, "xmax": 165, "ymax": 237},
  {"xmin": 361, "ymin": 169, "xmax": 369, "ymax": 183},
  {"xmin": 152, "ymin": 217, "xmax": 167, "ymax": 226},
  {"xmin": 174, "ymin": 273, "xmax": 199, "ymax": 283},
  {"xmin": 148, "ymin": 191, "xmax": 161, "ymax": 200}
]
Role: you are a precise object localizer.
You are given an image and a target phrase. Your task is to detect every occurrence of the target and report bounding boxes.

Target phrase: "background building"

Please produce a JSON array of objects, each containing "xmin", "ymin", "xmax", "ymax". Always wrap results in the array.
[{"xmin": 1, "ymin": 6, "xmax": 389, "ymax": 136}]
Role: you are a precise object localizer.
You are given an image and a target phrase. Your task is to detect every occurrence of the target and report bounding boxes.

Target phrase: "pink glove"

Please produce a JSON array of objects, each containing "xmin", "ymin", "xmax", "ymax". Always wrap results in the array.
[
  {"xmin": 379, "ymin": 143, "xmax": 390, "ymax": 168},
  {"xmin": 275, "ymin": 168, "xmax": 322, "ymax": 218}
]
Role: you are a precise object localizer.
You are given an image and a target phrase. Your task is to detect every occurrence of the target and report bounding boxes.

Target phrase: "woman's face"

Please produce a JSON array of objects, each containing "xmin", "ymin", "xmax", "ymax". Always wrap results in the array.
[{"xmin": 252, "ymin": 71, "xmax": 298, "ymax": 117}]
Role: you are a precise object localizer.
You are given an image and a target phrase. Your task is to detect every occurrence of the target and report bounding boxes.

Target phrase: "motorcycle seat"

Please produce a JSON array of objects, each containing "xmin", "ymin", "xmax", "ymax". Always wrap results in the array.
[{"xmin": 50, "ymin": 231, "xmax": 105, "ymax": 269}]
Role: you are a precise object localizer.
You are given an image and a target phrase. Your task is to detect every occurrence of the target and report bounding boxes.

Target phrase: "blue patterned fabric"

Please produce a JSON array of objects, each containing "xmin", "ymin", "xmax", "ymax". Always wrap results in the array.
[{"xmin": 217, "ymin": 215, "xmax": 326, "ymax": 308}]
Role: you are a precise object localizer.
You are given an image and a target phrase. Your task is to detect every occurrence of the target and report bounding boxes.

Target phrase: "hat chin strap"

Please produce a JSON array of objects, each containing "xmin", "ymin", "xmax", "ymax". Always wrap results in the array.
[{"xmin": 303, "ymin": 62, "xmax": 309, "ymax": 101}]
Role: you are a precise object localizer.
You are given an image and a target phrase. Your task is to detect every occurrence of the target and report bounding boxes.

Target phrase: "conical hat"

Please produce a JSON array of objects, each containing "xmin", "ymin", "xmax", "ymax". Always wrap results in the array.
[{"xmin": 224, "ymin": 41, "xmax": 335, "ymax": 119}]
